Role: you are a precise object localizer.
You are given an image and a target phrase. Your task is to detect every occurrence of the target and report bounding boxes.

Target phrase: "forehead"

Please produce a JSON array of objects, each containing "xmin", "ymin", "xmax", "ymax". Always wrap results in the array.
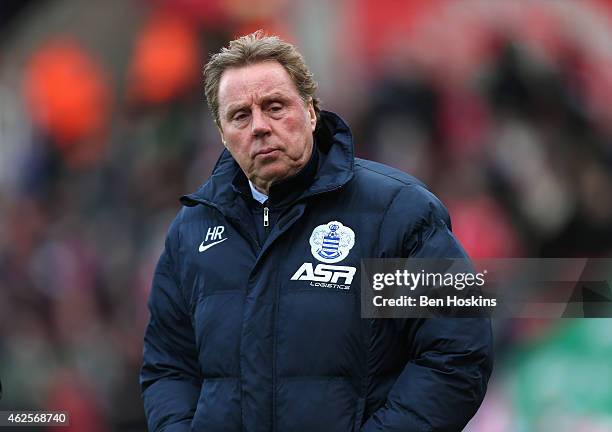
[{"xmin": 217, "ymin": 61, "xmax": 300, "ymax": 107}]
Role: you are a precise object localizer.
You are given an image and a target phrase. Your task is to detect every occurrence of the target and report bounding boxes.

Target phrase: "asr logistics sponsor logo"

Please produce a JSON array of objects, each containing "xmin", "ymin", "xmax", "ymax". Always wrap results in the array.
[
  {"xmin": 291, "ymin": 221, "xmax": 357, "ymax": 290},
  {"xmin": 291, "ymin": 263, "xmax": 356, "ymax": 290}
]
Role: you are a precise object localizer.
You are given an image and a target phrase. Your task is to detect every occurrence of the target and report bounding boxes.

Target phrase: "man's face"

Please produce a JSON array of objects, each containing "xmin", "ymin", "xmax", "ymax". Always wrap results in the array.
[{"xmin": 217, "ymin": 61, "xmax": 317, "ymax": 194}]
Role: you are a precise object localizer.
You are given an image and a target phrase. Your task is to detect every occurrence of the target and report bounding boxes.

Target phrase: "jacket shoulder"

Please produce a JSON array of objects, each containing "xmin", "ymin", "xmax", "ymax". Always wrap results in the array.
[
  {"xmin": 164, "ymin": 203, "xmax": 216, "ymax": 252},
  {"xmin": 354, "ymin": 158, "xmax": 427, "ymax": 190},
  {"xmin": 353, "ymin": 158, "xmax": 451, "ymax": 227},
  {"xmin": 175, "ymin": 197, "xmax": 219, "ymax": 226}
]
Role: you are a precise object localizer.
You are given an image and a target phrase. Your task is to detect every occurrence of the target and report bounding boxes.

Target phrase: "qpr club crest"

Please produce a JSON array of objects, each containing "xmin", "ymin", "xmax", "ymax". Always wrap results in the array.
[{"xmin": 309, "ymin": 221, "xmax": 355, "ymax": 264}]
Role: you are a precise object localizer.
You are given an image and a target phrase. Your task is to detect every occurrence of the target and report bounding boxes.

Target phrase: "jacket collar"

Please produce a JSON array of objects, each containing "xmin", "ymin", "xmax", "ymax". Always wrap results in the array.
[{"xmin": 180, "ymin": 110, "xmax": 354, "ymax": 209}]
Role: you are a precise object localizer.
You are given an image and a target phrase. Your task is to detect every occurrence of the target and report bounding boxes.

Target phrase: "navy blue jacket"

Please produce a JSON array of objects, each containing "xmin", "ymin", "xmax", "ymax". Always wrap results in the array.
[{"xmin": 141, "ymin": 111, "xmax": 493, "ymax": 432}]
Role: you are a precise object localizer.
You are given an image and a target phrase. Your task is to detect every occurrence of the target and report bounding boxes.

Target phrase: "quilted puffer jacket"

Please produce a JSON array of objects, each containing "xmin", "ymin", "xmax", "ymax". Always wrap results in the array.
[{"xmin": 141, "ymin": 110, "xmax": 493, "ymax": 432}]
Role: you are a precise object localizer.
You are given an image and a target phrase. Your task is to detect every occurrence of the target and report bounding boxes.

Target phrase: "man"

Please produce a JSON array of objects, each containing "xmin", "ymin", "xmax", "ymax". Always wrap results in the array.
[{"xmin": 141, "ymin": 31, "xmax": 493, "ymax": 432}]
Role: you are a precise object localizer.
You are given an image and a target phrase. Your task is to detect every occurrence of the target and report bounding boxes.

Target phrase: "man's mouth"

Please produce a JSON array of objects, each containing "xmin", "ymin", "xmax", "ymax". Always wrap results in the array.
[{"xmin": 254, "ymin": 147, "xmax": 280, "ymax": 157}]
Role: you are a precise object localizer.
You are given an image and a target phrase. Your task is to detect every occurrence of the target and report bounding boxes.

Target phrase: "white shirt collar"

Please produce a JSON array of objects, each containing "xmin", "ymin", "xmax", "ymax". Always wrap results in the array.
[{"xmin": 248, "ymin": 180, "xmax": 268, "ymax": 204}]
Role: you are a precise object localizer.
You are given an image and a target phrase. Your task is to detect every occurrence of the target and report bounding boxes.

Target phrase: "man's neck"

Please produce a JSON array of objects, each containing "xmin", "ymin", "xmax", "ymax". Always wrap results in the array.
[{"xmin": 248, "ymin": 180, "xmax": 268, "ymax": 204}]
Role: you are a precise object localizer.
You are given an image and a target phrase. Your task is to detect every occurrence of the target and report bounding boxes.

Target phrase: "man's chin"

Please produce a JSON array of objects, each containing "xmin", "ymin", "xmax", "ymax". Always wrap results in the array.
[{"xmin": 253, "ymin": 169, "xmax": 294, "ymax": 188}]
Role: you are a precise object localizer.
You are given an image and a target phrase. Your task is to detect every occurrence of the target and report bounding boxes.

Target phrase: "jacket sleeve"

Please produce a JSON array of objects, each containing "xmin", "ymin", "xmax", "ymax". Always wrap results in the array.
[
  {"xmin": 362, "ymin": 186, "xmax": 494, "ymax": 432},
  {"xmin": 140, "ymin": 217, "xmax": 201, "ymax": 432}
]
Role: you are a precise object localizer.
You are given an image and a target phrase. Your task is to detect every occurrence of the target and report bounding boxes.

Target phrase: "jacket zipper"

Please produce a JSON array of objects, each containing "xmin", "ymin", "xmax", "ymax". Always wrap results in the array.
[{"xmin": 263, "ymin": 206, "xmax": 270, "ymax": 228}]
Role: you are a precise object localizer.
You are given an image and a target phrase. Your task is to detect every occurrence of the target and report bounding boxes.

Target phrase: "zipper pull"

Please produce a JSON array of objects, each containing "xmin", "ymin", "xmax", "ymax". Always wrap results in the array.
[{"xmin": 263, "ymin": 206, "xmax": 269, "ymax": 227}]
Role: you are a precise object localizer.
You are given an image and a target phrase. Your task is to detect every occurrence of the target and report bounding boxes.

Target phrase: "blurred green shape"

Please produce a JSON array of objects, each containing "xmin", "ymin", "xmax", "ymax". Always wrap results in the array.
[{"xmin": 509, "ymin": 319, "xmax": 612, "ymax": 428}]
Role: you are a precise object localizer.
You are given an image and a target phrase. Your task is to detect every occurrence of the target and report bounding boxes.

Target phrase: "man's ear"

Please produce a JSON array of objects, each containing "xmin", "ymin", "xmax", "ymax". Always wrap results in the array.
[
  {"xmin": 217, "ymin": 125, "xmax": 227, "ymax": 147},
  {"xmin": 308, "ymin": 100, "xmax": 317, "ymax": 132}
]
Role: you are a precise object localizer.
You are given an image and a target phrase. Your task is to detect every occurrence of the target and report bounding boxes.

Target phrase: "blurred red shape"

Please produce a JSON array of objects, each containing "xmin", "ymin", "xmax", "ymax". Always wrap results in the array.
[
  {"xmin": 24, "ymin": 38, "xmax": 110, "ymax": 148},
  {"xmin": 127, "ymin": 12, "xmax": 199, "ymax": 105},
  {"xmin": 45, "ymin": 370, "xmax": 108, "ymax": 432},
  {"xmin": 449, "ymin": 196, "xmax": 522, "ymax": 258},
  {"xmin": 145, "ymin": 0, "xmax": 229, "ymax": 27}
]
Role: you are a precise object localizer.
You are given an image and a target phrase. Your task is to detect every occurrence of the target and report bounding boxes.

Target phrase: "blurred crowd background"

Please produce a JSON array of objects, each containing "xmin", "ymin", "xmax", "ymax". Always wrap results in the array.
[{"xmin": 1, "ymin": 0, "xmax": 612, "ymax": 431}]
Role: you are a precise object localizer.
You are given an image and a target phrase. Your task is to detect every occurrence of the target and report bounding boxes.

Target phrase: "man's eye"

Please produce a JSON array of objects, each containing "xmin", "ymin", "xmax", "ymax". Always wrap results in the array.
[
  {"xmin": 233, "ymin": 112, "xmax": 248, "ymax": 121},
  {"xmin": 269, "ymin": 104, "xmax": 283, "ymax": 112}
]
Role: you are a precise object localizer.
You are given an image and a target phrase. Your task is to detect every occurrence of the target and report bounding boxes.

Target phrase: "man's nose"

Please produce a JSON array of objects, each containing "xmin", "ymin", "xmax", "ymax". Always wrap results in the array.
[{"xmin": 251, "ymin": 108, "xmax": 271, "ymax": 137}]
